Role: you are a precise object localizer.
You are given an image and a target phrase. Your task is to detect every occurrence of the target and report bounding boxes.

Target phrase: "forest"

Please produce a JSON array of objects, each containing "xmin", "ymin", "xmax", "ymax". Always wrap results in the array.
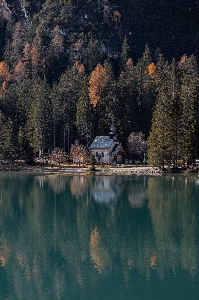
[{"xmin": 0, "ymin": 0, "xmax": 199, "ymax": 166}]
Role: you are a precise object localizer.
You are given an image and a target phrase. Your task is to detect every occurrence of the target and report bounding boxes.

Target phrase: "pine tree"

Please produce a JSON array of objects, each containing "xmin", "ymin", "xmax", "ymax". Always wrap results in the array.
[
  {"xmin": 147, "ymin": 57, "xmax": 180, "ymax": 167},
  {"xmin": 25, "ymin": 78, "xmax": 53, "ymax": 156},
  {"xmin": 51, "ymin": 65, "xmax": 83, "ymax": 152},
  {"xmin": 120, "ymin": 36, "xmax": 130, "ymax": 71},
  {"xmin": 134, "ymin": 44, "xmax": 155, "ymax": 136},
  {"xmin": 179, "ymin": 74, "xmax": 199, "ymax": 163},
  {"xmin": 76, "ymin": 77, "xmax": 95, "ymax": 145}
]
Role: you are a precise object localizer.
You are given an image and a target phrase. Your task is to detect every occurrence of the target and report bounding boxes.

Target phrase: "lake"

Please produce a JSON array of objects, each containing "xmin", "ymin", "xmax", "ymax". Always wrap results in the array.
[{"xmin": 0, "ymin": 173, "xmax": 199, "ymax": 300}]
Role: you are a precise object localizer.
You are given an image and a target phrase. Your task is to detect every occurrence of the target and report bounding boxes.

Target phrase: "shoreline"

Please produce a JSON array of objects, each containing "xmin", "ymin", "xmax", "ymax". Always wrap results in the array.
[{"xmin": 0, "ymin": 163, "xmax": 197, "ymax": 176}]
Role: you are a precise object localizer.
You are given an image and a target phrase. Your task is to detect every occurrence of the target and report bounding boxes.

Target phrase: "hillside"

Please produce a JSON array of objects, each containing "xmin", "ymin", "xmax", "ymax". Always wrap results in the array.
[{"xmin": 0, "ymin": 0, "xmax": 199, "ymax": 165}]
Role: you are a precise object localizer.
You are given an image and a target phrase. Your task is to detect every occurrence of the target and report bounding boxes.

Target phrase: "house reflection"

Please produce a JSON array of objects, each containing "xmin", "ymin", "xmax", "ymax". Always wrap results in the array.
[{"xmin": 91, "ymin": 176, "xmax": 122, "ymax": 215}]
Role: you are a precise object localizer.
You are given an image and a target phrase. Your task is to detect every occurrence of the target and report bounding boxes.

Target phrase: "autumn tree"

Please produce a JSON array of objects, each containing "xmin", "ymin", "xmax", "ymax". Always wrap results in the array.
[
  {"xmin": 70, "ymin": 140, "xmax": 88, "ymax": 166},
  {"xmin": 13, "ymin": 60, "xmax": 26, "ymax": 83},
  {"xmin": 89, "ymin": 63, "xmax": 107, "ymax": 107},
  {"xmin": 147, "ymin": 62, "xmax": 156, "ymax": 81},
  {"xmin": 0, "ymin": 61, "xmax": 11, "ymax": 94},
  {"xmin": 127, "ymin": 131, "xmax": 147, "ymax": 160}
]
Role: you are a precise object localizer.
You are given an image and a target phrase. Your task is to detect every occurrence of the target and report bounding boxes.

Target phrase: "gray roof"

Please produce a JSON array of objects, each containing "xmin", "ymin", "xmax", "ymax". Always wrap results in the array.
[
  {"xmin": 89, "ymin": 136, "xmax": 113, "ymax": 149},
  {"xmin": 110, "ymin": 144, "xmax": 120, "ymax": 155}
]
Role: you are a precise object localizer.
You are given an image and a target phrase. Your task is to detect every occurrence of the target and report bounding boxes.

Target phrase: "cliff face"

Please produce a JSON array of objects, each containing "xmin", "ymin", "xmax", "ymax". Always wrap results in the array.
[{"xmin": 1, "ymin": 0, "xmax": 199, "ymax": 64}]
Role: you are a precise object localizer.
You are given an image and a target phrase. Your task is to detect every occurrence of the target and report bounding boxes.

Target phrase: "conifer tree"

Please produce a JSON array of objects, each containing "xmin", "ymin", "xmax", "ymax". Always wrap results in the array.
[
  {"xmin": 25, "ymin": 79, "xmax": 53, "ymax": 156},
  {"xmin": 147, "ymin": 57, "xmax": 180, "ymax": 167},
  {"xmin": 76, "ymin": 77, "xmax": 95, "ymax": 145},
  {"xmin": 120, "ymin": 36, "xmax": 130, "ymax": 71},
  {"xmin": 52, "ymin": 65, "xmax": 83, "ymax": 152},
  {"xmin": 116, "ymin": 64, "xmax": 138, "ymax": 147},
  {"xmin": 179, "ymin": 74, "xmax": 199, "ymax": 163},
  {"xmin": 134, "ymin": 44, "xmax": 155, "ymax": 136}
]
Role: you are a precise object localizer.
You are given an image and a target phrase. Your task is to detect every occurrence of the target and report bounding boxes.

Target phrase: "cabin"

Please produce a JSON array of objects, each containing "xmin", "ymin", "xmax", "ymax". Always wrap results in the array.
[{"xmin": 89, "ymin": 120, "xmax": 125, "ymax": 163}]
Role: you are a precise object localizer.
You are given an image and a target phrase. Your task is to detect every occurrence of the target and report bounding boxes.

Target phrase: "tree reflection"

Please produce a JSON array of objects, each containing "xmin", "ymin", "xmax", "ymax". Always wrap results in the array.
[
  {"xmin": 147, "ymin": 175, "xmax": 199, "ymax": 277},
  {"xmin": 0, "ymin": 174, "xmax": 198, "ymax": 299}
]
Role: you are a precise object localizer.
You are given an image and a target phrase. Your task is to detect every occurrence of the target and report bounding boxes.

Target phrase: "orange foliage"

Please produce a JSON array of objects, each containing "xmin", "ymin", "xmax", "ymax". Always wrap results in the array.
[
  {"xmin": 125, "ymin": 58, "xmax": 133, "ymax": 71},
  {"xmin": 70, "ymin": 140, "xmax": 88, "ymax": 165},
  {"xmin": 89, "ymin": 227, "xmax": 108, "ymax": 273},
  {"xmin": 89, "ymin": 63, "xmax": 107, "ymax": 107},
  {"xmin": 177, "ymin": 54, "xmax": 189, "ymax": 75},
  {"xmin": 147, "ymin": 62, "xmax": 156, "ymax": 80},
  {"xmin": 74, "ymin": 61, "xmax": 85, "ymax": 75},
  {"xmin": 14, "ymin": 60, "xmax": 26, "ymax": 82},
  {"xmin": 0, "ymin": 61, "xmax": 11, "ymax": 86}
]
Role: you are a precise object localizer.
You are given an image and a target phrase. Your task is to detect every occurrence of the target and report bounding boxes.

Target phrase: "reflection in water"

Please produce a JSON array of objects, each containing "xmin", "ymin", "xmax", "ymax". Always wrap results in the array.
[
  {"xmin": 89, "ymin": 227, "xmax": 109, "ymax": 274},
  {"xmin": 147, "ymin": 176, "xmax": 199, "ymax": 277},
  {"xmin": 127, "ymin": 176, "xmax": 147, "ymax": 208},
  {"xmin": 70, "ymin": 175, "xmax": 88, "ymax": 199},
  {"xmin": 91, "ymin": 176, "xmax": 123, "ymax": 216},
  {"xmin": 0, "ymin": 174, "xmax": 198, "ymax": 300}
]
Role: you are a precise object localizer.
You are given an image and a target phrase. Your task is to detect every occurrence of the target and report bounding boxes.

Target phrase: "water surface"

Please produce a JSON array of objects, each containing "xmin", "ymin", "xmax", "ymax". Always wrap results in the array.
[{"xmin": 0, "ymin": 173, "xmax": 199, "ymax": 300}]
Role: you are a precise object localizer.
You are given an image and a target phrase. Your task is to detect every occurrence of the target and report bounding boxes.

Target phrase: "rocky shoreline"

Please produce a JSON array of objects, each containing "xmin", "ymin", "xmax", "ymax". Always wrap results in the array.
[
  {"xmin": 0, "ymin": 163, "xmax": 164, "ymax": 176},
  {"xmin": 0, "ymin": 163, "xmax": 198, "ymax": 176}
]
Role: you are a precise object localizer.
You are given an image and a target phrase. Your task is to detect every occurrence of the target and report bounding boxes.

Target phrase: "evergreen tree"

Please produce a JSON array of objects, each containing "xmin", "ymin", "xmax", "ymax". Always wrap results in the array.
[
  {"xmin": 134, "ymin": 44, "xmax": 155, "ymax": 136},
  {"xmin": 120, "ymin": 36, "xmax": 130, "ymax": 72},
  {"xmin": 76, "ymin": 77, "xmax": 95, "ymax": 146},
  {"xmin": 116, "ymin": 65, "xmax": 139, "ymax": 147},
  {"xmin": 52, "ymin": 65, "xmax": 83, "ymax": 153},
  {"xmin": 147, "ymin": 57, "xmax": 180, "ymax": 167},
  {"xmin": 179, "ymin": 74, "xmax": 199, "ymax": 163},
  {"xmin": 25, "ymin": 78, "xmax": 53, "ymax": 156}
]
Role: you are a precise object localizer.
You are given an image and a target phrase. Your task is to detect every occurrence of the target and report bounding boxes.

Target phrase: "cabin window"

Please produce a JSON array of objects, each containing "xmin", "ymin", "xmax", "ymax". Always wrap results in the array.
[
  {"xmin": 96, "ymin": 152, "xmax": 98, "ymax": 157},
  {"xmin": 102, "ymin": 152, "xmax": 104, "ymax": 157}
]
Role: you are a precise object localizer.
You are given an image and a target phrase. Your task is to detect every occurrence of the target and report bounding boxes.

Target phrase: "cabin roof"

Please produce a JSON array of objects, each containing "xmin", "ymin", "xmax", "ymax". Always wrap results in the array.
[
  {"xmin": 88, "ymin": 136, "xmax": 113, "ymax": 149},
  {"xmin": 110, "ymin": 144, "xmax": 120, "ymax": 155}
]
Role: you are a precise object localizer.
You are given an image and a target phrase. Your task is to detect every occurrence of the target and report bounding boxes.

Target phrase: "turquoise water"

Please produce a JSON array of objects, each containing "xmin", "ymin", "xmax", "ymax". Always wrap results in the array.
[{"xmin": 0, "ymin": 173, "xmax": 199, "ymax": 300}]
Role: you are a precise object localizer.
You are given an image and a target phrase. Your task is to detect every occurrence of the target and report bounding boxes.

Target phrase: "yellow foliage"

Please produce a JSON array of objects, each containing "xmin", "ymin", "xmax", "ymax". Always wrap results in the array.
[
  {"xmin": 88, "ymin": 63, "xmax": 107, "ymax": 107},
  {"xmin": 0, "ymin": 61, "xmax": 11, "ymax": 88},
  {"xmin": 147, "ymin": 62, "xmax": 156, "ymax": 80},
  {"xmin": 89, "ymin": 227, "xmax": 109, "ymax": 273}
]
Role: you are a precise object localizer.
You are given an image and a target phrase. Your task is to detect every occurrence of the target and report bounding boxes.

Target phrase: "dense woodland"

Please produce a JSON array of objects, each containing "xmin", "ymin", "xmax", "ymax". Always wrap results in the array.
[{"xmin": 1, "ymin": 0, "xmax": 199, "ymax": 165}]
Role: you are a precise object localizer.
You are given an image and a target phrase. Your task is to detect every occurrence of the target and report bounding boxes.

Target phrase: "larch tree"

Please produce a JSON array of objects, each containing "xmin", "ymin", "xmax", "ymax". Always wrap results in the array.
[
  {"xmin": 13, "ymin": 60, "xmax": 26, "ymax": 83},
  {"xmin": 0, "ymin": 61, "xmax": 11, "ymax": 99},
  {"xmin": 89, "ymin": 63, "xmax": 107, "ymax": 108}
]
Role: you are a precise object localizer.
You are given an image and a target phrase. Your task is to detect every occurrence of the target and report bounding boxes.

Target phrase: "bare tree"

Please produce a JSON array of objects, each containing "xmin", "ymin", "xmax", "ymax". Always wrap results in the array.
[{"xmin": 127, "ymin": 132, "xmax": 147, "ymax": 161}]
